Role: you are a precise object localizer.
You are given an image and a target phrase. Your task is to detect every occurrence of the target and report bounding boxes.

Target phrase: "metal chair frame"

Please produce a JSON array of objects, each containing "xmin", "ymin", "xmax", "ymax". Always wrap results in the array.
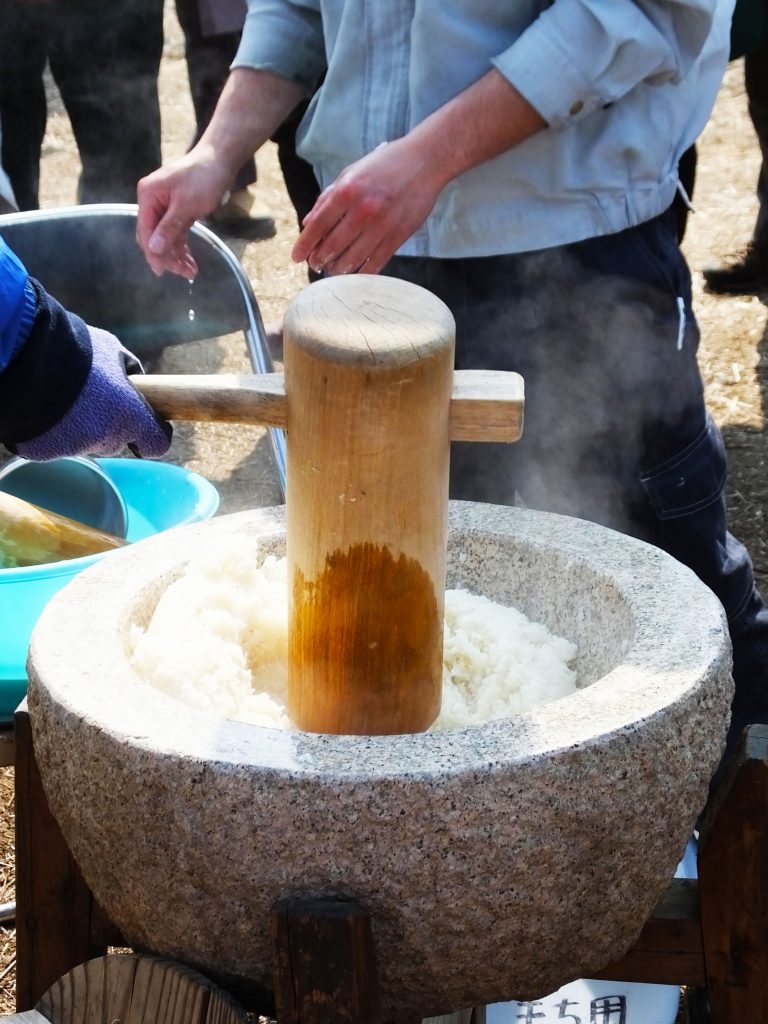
[{"xmin": 0, "ymin": 203, "xmax": 286, "ymax": 494}]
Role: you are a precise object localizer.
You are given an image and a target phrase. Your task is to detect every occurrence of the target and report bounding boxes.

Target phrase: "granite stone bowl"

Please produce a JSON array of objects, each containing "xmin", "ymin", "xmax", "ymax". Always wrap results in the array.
[{"xmin": 27, "ymin": 501, "xmax": 733, "ymax": 1022}]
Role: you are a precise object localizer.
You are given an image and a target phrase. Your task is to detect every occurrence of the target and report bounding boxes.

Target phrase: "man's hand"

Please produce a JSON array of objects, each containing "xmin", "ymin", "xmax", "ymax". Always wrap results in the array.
[
  {"xmin": 291, "ymin": 138, "xmax": 445, "ymax": 276},
  {"xmin": 136, "ymin": 148, "xmax": 232, "ymax": 278},
  {"xmin": 292, "ymin": 69, "xmax": 546, "ymax": 277},
  {"xmin": 135, "ymin": 68, "xmax": 306, "ymax": 277}
]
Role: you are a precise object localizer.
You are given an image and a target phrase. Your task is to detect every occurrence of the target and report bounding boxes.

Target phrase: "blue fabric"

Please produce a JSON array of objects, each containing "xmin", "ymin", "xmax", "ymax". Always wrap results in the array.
[
  {"xmin": 0, "ymin": 277, "xmax": 92, "ymax": 444},
  {"xmin": 0, "ymin": 234, "xmax": 32, "ymax": 371},
  {"xmin": 383, "ymin": 207, "xmax": 768, "ymax": 777},
  {"xmin": 0, "ymin": 239, "xmax": 171, "ymax": 458}
]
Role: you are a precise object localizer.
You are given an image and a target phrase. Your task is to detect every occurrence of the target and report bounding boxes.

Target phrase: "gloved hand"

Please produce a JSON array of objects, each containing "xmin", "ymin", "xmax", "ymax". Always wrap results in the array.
[
  {"xmin": 15, "ymin": 326, "xmax": 172, "ymax": 461},
  {"xmin": 0, "ymin": 278, "xmax": 172, "ymax": 461}
]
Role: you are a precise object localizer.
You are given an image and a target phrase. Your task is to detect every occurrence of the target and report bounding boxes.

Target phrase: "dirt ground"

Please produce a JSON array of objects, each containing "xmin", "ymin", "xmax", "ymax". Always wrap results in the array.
[{"xmin": 1, "ymin": 6, "xmax": 767, "ymax": 1015}]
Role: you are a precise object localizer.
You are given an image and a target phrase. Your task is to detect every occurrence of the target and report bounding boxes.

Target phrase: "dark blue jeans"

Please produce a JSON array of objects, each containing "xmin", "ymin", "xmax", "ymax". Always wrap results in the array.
[{"xmin": 385, "ymin": 209, "xmax": 768, "ymax": 770}]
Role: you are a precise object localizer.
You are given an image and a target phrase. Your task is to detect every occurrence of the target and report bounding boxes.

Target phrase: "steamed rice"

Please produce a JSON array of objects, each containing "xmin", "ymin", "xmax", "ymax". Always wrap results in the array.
[{"xmin": 130, "ymin": 540, "xmax": 578, "ymax": 731}]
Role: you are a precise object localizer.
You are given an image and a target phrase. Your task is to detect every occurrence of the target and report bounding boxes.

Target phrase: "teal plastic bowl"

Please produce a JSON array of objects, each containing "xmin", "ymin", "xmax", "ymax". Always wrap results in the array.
[{"xmin": 0, "ymin": 458, "xmax": 219, "ymax": 721}]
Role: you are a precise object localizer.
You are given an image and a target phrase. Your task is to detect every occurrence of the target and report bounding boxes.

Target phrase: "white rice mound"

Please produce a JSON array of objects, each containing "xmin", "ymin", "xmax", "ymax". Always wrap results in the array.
[{"xmin": 130, "ymin": 540, "xmax": 578, "ymax": 732}]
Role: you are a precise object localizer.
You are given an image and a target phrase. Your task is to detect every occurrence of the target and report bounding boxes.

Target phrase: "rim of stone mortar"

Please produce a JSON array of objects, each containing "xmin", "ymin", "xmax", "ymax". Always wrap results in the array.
[{"xmin": 27, "ymin": 501, "xmax": 731, "ymax": 781}]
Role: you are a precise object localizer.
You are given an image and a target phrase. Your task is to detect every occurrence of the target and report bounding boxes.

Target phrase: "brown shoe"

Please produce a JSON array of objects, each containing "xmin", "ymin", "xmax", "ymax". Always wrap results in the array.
[
  {"xmin": 702, "ymin": 244, "xmax": 768, "ymax": 295},
  {"xmin": 207, "ymin": 187, "xmax": 276, "ymax": 240}
]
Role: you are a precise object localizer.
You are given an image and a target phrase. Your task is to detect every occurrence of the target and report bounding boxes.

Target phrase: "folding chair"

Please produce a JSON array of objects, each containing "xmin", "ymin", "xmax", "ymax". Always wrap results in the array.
[{"xmin": 0, "ymin": 203, "xmax": 286, "ymax": 494}]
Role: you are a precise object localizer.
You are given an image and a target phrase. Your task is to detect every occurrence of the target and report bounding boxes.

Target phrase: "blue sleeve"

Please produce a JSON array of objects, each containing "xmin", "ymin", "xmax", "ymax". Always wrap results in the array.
[{"xmin": 0, "ymin": 235, "xmax": 37, "ymax": 372}]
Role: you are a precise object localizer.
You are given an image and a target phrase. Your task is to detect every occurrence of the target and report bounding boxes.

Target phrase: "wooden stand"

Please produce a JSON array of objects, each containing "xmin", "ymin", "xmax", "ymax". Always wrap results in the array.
[
  {"xmin": 12, "ymin": 701, "xmax": 768, "ymax": 1023},
  {"xmin": 4, "ymin": 952, "xmax": 250, "ymax": 1024}
]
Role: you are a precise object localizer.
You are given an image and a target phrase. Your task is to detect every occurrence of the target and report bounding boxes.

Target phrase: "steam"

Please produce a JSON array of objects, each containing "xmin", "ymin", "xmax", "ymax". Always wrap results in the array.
[{"xmin": 446, "ymin": 239, "xmax": 698, "ymax": 543}]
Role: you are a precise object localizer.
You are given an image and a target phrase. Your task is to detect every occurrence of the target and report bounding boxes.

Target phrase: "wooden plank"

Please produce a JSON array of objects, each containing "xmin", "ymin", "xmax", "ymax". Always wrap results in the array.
[
  {"xmin": 272, "ymin": 898, "xmax": 383, "ymax": 1024},
  {"xmin": 35, "ymin": 954, "xmax": 249, "ymax": 1024},
  {"xmin": 14, "ymin": 703, "xmax": 108, "ymax": 1010},
  {"xmin": 0, "ymin": 724, "xmax": 15, "ymax": 768},
  {"xmin": 449, "ymin": 370, "xmax": 524, "ymax": 443},
  {"xmin": 698, "ymin": 725, "xmax": 768, "ymax": 1024},
  {"xmin": 130, "ymin": 955, "xmax": 208, "ymax": 1024},
  {"xmin": 594, "ymin": 878, "xmax": 705, "ymax": 986}
]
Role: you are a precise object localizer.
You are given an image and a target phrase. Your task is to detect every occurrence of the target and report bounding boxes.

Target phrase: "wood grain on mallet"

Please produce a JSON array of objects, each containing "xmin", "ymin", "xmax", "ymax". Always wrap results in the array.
[
  {"xmin": 284, "ymin": 275, "xmax": 455, "ymax": 735},
  {"xmin": 132, "ymin": 370, "xmax": 524, "ymax": 441}
]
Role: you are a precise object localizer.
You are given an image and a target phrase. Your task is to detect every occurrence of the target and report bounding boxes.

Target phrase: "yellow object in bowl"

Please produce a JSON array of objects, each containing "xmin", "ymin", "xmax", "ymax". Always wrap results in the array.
[{"xmin": 0, "ymin": 491, "xmax": 127, "ymax": 567}]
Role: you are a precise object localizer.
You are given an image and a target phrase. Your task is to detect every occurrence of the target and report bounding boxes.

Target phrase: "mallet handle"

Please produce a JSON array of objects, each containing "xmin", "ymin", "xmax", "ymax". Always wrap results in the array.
[{"xmin": 132, "ymin": 371, "xmax": 524, "ymax": 443}]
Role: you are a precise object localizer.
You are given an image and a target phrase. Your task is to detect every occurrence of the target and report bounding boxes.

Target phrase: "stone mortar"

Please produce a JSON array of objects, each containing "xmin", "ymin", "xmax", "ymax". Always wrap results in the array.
[{"xmin": 27, "ymin": 501, "xmax": 733, "ymax": 1021}]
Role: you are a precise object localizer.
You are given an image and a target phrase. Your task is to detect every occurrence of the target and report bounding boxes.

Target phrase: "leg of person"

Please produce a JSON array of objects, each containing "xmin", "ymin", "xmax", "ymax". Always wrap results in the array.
[
  {"xmin": 388, "ymin": 212, "xmax": 768, "ymax": 782},
  {"xmin": 175, "ymin": 0, "xmax": 273, "ymax": 237},
  {"xmin": 746, "ymin": 36, "xmax": 768, "ymax": 257},
  {"xmin": 703, "ymin": 36, "xmax": 768, "ymax": 293},
  {"xmin": 536, "ymin": 211, "xmax": 768, "ymax": 776},
  {"xmin": 0, "ymin": 0, "xmax": 48, "ymax": 210},
  {"xmin": 48, "ymin": 0, "xmax": 164, "ymax": 204},
  {"xmin": 175, "ymin": 0, "xmax": 247, "ymax": 162}
]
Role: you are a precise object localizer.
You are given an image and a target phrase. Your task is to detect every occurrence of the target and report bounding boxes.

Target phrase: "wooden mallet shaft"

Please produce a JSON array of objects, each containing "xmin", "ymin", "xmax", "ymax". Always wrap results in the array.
[{"xmin": 283, "ymin": 276, "xmax": 455, "ymax": 735}]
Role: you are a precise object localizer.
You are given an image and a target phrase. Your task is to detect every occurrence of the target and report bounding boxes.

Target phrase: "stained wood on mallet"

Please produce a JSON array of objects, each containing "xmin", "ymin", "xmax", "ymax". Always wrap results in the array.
[{"xmin": 283, "ymin": 276, "xmax": 455, "ymax": 735}]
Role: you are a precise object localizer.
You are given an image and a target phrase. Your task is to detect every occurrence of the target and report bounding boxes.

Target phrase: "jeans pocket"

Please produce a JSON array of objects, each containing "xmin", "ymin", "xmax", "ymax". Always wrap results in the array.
[{"xmin": 640, "ymin": 415, "xmax": 727, "ymax": 520}]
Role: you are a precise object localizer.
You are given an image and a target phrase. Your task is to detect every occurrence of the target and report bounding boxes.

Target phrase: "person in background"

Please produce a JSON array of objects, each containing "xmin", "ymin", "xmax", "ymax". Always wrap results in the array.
[
  {"xmin": 0, "ymin": 234, "xmax": 171, "ymax": 460},
  {"xmin": 0, "ymin": 123, "xmax": 16, "ymax": 216},
  {"xmin": 136, "ymin": 0, "xmax": 768, "ymax": 777},
  {"xmin": 703, "ymin": 23, "xmax": 768, "ymax": 293},
  {"xmin": 0, "ymin": 0, "xmax": 164, "ymax": 210},
  {"xmin": 176, "ymin": 0, "xmax": 275, "ymax": 238},
  {"xmin": 175, "ymin": 0, "xmax": 320, "ymax": 239}
]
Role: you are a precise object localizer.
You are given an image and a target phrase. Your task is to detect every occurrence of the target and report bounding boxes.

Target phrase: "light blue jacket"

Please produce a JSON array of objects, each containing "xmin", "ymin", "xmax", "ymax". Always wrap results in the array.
[
  {"xmin": 235, "ymin": 0, "xmax": 734, "ymax": 257},
  {"xmin": 0, "ymin": 237, "xmax": 35, "ymax": 372}
]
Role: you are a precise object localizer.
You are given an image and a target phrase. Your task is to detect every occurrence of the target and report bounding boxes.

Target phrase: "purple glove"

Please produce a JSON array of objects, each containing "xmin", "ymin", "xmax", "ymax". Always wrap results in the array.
[{"xmin": 15, "ymin": 326, "xmax": 172, "ymax": 461}]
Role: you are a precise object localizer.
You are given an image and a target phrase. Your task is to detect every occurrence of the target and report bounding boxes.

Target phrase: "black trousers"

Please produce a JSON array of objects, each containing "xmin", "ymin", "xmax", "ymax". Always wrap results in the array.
[
  {"xmin": 745, "ymin": 35, "xmax": 768, "ymax": 254},
  {"xmin": 0, "ymin": 0, "xmax": 164, "ymax": 209},
  {"xmin": 174, "ymin": 0, "xmax": 321, "ymax": 226},
  {"xmin": 384, "ymin": 208, "xmax": 768, "ymax": 775},
  {"xmin": 174, "ymin": 0, "xmax": 256, "ymax": 193}
]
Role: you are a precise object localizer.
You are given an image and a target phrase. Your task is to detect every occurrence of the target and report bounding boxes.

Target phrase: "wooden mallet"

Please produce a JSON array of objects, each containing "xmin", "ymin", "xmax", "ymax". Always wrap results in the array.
[{"xmin": 135, "ymin": 275, "xmax": 524, "ymax": 735}]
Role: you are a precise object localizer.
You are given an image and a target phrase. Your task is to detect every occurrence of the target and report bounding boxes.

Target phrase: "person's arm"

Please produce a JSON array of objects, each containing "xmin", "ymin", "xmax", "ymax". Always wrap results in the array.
[
  {"xmin": 293, "ymin": 0, "xmax": 720, "ymax": 276},
  {"xmin": 292, "ymin": 69, "xmax": 546, "ymax": 276},
  {"xmin": 0, "ymin": 238, "xmax": 171, "ymax": 459},
  {"xmin": 136, "ymin": 68, "xmax": 305, "ymax": 277}
]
